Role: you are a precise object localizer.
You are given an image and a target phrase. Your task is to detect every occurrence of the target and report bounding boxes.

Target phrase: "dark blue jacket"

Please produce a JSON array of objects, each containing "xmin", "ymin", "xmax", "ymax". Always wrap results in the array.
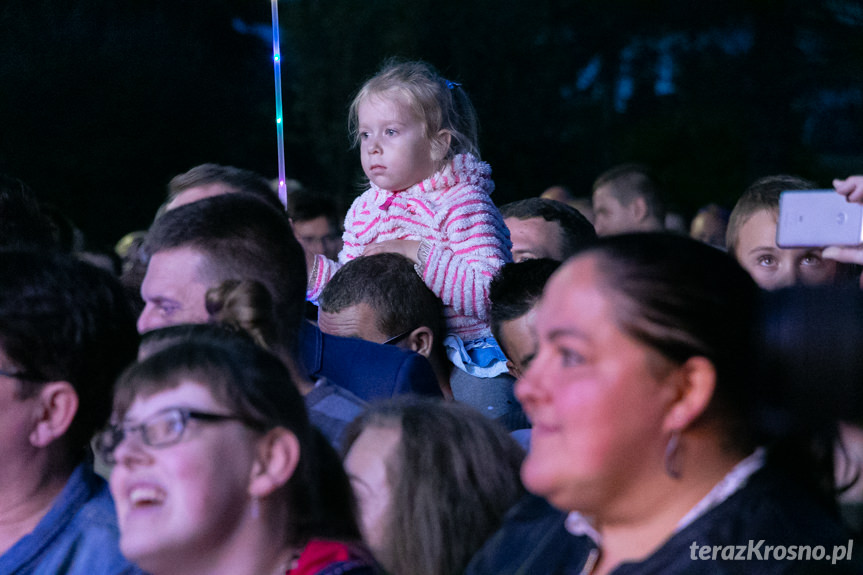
[
  {"xmin": 465, "ymin": 466, "xmax": 863, "ymax": 574},
  {"xmin": 300, "ymin": 321, "xmax": 440, "ymax": 401}
]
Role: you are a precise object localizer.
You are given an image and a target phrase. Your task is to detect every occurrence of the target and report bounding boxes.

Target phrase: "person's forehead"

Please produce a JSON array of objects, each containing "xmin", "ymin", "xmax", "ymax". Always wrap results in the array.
[
  {"xmin": 141, "ymin": 249, "xmax": 211, "ymax": 317},
  {"xmin": 360, "ymin": 93, "xmax": 408, "ymax": 118},
  {"xmin": 125, "ymin": 380, "xmax": 217, "ymax": 421},
  {"xmin": 344, "ymin": 424, "xmax": 402, "ymax": 484},
  {"xmin": 507, "ymin": 215, "xmax": 559, "ymax": 233},
  {"xmin": 538, "ymin": 256, "xmax": 605, "ymax": 318},
  {"xmin": 593, "ymin": 184, "xmax": 623, "ymax": 205},
  {"xmin": 499, "ymin": 313, "xmax": 535, "ymax": 354},
  {"xmin": 506, "ymin": 217, "xmax": 563, "ymax": 259},
  {"xmin": 736, "ymin": 210, "xmax": 779, "ymax": 251},
  {"xmin": 146, "ymin": 247, "xmax": 206, "ymax": 281},
  {"xmin": 318, "ymin": 302, "xmax": 388, "ymax": 341}
]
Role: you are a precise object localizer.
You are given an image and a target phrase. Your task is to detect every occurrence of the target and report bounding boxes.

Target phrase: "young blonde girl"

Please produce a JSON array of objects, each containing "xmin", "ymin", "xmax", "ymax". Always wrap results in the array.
[{"xmin": 306, "ymin": 60, "xmax": 513, "ymax": 388}]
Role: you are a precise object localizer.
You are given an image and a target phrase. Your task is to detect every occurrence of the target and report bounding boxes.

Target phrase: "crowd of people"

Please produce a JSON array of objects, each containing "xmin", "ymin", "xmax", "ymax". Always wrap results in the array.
[{"xmin": 2, "ymin": 58, "xmax": 863, "ymax": 574}]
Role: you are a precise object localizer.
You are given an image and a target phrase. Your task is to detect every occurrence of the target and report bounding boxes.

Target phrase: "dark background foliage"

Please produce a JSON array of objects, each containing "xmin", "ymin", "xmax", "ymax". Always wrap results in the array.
[{"xmin": 1, "ymin": 0, "xmax": 862, "ymax": 249}]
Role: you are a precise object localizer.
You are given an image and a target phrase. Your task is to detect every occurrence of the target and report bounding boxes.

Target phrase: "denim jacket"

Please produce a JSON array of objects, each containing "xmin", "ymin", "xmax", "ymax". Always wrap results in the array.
[{"xmin": 0, "ymin": 462, "xmax": 144, "ymax": 575}]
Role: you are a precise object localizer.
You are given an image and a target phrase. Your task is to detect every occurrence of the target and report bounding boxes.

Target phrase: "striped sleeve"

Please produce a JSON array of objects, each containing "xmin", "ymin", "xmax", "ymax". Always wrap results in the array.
[{"xmin": 416, "ymin": 186, "xmax": 512, "ymax": 321}]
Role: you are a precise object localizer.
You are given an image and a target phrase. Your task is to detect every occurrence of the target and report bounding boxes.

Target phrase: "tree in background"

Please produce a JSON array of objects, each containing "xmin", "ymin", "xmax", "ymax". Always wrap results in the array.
[{"xmin": 1, "ymin": 0, "xmax": 861, "ymax": 246}]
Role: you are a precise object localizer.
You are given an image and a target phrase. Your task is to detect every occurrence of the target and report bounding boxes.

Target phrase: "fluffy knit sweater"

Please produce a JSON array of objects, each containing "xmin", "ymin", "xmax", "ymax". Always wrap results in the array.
[{"xmin": 307, "ymin": 153, "xmax": 512, "ymax": 341}]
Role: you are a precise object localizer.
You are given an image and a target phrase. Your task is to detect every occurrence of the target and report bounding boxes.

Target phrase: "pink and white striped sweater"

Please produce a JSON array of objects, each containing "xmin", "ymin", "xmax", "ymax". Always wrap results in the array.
[{"xmin": 307, "ymin": 153, "xmax": 512, "ymax": 341}]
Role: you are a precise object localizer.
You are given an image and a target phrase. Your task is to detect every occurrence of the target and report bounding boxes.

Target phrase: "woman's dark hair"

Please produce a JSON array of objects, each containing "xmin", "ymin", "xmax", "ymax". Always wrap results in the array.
[
  {"xmin": 113, "ymin": 327, "xmax": 362, "ymax": 545},
  {"xmin": 342, "ymin": 397, "xmax": 524, "ymax": 575},
  {"xmin": 577, "ymin": 233, "xmax": 759, "ymax": 446},
  {"xmin": 574, "ymin": 232, "xmax": 846, "ymax": 511}
]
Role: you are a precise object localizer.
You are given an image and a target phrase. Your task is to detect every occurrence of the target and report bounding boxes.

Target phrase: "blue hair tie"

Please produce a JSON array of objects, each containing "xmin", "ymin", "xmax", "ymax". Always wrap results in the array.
[{"xmin": 446, "ymin": 80, "xmax": 461, "ymax": 90}]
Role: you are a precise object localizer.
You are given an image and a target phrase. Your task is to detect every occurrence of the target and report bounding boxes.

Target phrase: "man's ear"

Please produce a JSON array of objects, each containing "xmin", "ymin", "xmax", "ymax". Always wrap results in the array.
[
  {"xmin": 505, "ymin": 359, "xmax": 522, "ymax": 379},
  {"xmin": 405, "ymin": 326, "xmax": 434, "ymax": 358},
  {"xmin": 248, "ymin": 428, "xmax": 301, "ymax": 498},
  {"xmin": 662, "ymin": 356, "xmax": 717, "ymax": 433},
  {"xmin": 431, "ymin": 130, "xmax": 452, "ymax": 163},
  {"xmin": 630, "ymin": 196, "xmax": 649, "ymax": 223},
  {"xmin": 29, "ymin": 382, "xmax": 79, "ymax": 448}
]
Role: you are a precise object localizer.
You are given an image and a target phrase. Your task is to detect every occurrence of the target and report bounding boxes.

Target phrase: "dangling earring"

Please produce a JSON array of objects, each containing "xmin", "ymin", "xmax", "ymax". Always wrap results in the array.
[
  {"xmin": 250, "ymin": 496, "xmax": 260, "ymax": 520},
  {"xmin": 664, "ymin": 431, "xmax": 683, "ymax": 479}
]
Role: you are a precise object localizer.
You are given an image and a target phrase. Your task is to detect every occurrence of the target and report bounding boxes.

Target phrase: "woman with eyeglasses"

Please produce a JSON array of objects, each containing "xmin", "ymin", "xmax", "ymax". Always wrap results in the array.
[{"xmin": 96, "ymin": 328, "xmax": 378, "ymax": 575}]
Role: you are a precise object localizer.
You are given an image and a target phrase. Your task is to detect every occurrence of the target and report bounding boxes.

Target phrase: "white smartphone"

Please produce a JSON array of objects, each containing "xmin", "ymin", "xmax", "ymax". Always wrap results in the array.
[{"xmin": 776, "ymin": 190, "xmax": 863, "ymax": 248}]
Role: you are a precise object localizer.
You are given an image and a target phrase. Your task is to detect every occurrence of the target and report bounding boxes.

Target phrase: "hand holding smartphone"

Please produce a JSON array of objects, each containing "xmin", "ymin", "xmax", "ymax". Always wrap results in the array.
[{"xmin": 776, "ymin": 190, "xmax": 863, "ymax": 248}]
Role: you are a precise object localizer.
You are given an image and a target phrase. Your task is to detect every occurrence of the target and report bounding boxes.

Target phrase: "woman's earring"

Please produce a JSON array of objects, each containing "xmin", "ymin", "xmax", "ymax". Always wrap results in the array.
[
  {"xmin": 664, "ymin": 431, "xmax": 683, "ymax": 479},
  {"xmin": 250, "ymin": 496, "xmax": 260, "ymax": 520}
]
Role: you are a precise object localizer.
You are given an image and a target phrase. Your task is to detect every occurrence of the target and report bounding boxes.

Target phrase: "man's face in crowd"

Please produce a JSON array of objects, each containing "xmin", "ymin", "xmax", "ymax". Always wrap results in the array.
[
  {"xmin": 137, "ymin": 247, "xmax": 211, "ymax": 333},
  {"xmin": 505, "ymin": 217, "xmax": 565, "ymax": 262}
]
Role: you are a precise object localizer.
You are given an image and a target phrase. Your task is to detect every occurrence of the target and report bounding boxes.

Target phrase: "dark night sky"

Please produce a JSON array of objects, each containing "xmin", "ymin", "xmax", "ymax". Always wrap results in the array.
[{"xmin": 2, "ymin": 1, "xmax": 862, "ymax": 251}]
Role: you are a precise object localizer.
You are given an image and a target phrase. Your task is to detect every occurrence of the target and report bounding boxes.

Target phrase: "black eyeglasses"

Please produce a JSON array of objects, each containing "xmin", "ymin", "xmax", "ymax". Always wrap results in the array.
[
  {"xmin": 95, "ymin": 406, "xmax": 265, "ymax": 464},
  {"xmin": 382, "ymin": 328, "xmax": 415, "ymax": 346}
]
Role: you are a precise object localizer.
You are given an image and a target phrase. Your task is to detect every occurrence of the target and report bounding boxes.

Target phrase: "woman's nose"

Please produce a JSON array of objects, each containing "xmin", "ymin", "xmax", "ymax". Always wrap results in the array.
[
  {"xmin": 515, "ymin": 356, "xmax": 548, "ymax": 408},
  {"xmin": 111, "ymin": 430, "xmax": 152, "ymax": 467}
]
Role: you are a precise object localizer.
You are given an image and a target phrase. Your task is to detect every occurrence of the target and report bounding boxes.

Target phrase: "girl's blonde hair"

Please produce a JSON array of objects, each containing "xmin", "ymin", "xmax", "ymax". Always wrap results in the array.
[{"xmin": 348, "ymin": 59, "xmax": 480, "ymax": 167}]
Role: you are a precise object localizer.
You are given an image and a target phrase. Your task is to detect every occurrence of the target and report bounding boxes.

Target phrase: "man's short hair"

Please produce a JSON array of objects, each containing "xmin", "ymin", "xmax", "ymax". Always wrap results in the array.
[
  {"xmin": 592, "ymin": 163, "xmax": 666, "ymax": 222},
  {"xmin": 287, "ymin": 190, "xmax": 342, "ymax": 227},
  {"xmin": 726, "ymin": 174, "xmax": 816, "ymax": 255},
  {"xmin": 0, "ymin": 249, "xmax": 138, "ymax": 457},
  {"xmin": 489, "ymin": 258, "xmax": 561, "ymax": 353},
  {"xmin": 142, "ymin": 194, "xmax": 307, "ymax": 352},
  {"xmin": 167, "ymin": 163, "xmax": 284, "ymax": 213},
  {"xmin": 500, "ymin": 198, "xmax": 597, "ymax": 259},
  {"xmin": 319, "ymin": 253, "xmax": 445, "ymax": 342}
]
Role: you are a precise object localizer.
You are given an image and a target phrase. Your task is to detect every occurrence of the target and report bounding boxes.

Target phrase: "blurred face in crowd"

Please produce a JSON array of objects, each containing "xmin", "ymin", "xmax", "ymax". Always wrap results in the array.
[
  {"xmin": 109, "ymin": 381, "xmax": 260, "ymax": 574},
  {"xmin": 515, "ymin": 255, "xmax": 680, "ymax": 516},
  {"xmin": 137, "ymin": 247, "xmax": 210, "ymax": 333},
  {"xmin": 733, "ymin": 209, "xmax": 838, "ymax": 290},
  {"xmin": 505, "ymin": 217, "xmax": 566, "ymax": 263},
  {"xmin": 343, "ymin": 425, "xmax": 401, "ymax": 562},
  {"xmin": 592, "ymin": 185, "xmax": 638, "ymax": 237},
  {"xmin": 291, "ymin": 216, "xmax": 342, "ymax": 261},
  {"xmin": 497, "ymin": 309, "xmax": 539, "ymax": 378},
  {"xmin": 689, "ymin": 211, "xmax": 727, "ymax": 250}
]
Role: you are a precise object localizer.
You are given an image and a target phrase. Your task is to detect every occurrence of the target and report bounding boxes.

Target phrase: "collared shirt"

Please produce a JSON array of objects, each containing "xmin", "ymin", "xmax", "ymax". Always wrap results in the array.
[
  {"xmin": 0, "ymin": 462, "xmax": 143, "ymax": 575},
  {"xmin": 564, "ymin": 448, "xmax": 767, "ymax": 575}
]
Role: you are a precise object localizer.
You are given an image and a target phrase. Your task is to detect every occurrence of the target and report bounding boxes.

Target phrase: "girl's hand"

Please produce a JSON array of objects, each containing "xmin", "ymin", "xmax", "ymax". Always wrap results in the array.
[
  {"xmin": 363, "ymin": 240, "xmax": 422, "ymax": 264},
  {"xmin": 834, "ymin": 176, "xmax": 863, "ymax": 203},
  {"xmin": 824, "ymin": 177, "xmax": 863, "ymax": 288}
]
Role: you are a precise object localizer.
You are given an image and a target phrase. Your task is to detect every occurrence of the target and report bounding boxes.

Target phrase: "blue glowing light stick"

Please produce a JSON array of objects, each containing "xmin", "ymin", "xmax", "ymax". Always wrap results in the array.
[{"xmin": 271, "ymin": 0, "xmax": 287, "ymax": 208}]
